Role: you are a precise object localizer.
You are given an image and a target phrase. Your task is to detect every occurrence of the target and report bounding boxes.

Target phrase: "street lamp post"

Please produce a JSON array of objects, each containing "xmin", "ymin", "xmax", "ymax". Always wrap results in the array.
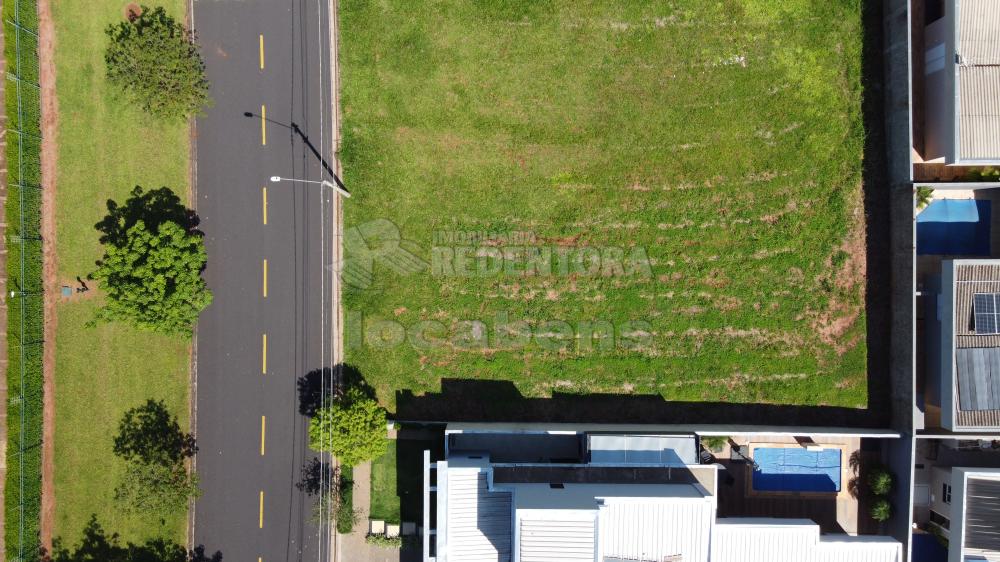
[{"xmin": 269, "ymin": 175, "xmax": 351, "ymax": 198}]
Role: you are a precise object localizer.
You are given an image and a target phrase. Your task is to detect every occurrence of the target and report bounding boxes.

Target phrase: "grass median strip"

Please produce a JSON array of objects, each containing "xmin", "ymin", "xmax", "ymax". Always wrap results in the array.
[{"xmin": 50, "ymin": 0, "xmax": 191, "ymax": 546}]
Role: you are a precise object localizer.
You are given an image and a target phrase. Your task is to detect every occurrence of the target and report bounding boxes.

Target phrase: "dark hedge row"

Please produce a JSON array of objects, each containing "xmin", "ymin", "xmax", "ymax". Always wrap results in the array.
[{"xmin": 4, "ymin": 0, "xmax": 44, "ymax": 559}]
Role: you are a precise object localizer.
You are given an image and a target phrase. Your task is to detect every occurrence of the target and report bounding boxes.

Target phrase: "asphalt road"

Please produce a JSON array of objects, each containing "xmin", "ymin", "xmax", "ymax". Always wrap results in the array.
[{"xmin": 192, "ymin": 1, "xmax": 336, "ymax": 561}]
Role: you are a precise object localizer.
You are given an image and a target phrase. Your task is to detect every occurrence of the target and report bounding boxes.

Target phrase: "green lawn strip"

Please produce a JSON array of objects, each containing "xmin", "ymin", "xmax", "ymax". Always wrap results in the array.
[
  {"xmin": 4, "ymin": 0, "xmax": 43, "ymax": 557},
  {"xmin": 337, "ymin": 465, "xmax": 355, "ymax": 534},
  {"xmin": 341, "ymin": 0, "xmax": 867, "ymax": 410},
  {"xmin": 52, "ymin": 303, "xmax": 190, "ymax": 543},
  {"xmin": 369, "ymin": 436, "xmax": 444, "ymax": 527},
  {"xmin": 50, "ymin": 0, "xmax": 191, "ymax": 546},
  {"xmin": 369, "ymin": 441, "xmax": 400, "ymax": 524}
]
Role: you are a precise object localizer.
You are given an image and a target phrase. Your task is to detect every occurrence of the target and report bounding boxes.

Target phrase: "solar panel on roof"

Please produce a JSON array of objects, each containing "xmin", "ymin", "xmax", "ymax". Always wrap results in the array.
[{"xmin": 973, "ymin": 293, "xmax": 1000, "ymax": 334}]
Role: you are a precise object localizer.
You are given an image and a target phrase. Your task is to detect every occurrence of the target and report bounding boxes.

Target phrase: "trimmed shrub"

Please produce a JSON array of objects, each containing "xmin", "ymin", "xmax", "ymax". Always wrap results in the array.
[
  {"xmin": 868, "ymin": 467, "xmax": 894, "ymax": 496},
  {"xmin": 365, "ymin": 534, "xmax": 403, "ymax": 549},
  {"xmin": 336, "ymin": 466, "xmax": 356, "ymax": 534},
  {"xmin": 870, "ymin": 498, "xmax": 892, "ymax": 522}
]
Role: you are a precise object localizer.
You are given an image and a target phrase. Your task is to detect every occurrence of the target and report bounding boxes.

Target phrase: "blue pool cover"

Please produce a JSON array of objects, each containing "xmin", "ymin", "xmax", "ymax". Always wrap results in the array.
[
  {"xmin": 752, "ymin": 447, "xmax": 841, "ymax": 493},
  {"xmin": 917, "ymin": 199, "xmax": 991, "ymax": 256}
]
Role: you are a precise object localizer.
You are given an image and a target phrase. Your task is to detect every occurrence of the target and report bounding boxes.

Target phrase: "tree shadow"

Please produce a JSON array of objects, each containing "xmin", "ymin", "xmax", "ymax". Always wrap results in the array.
[
  {"xmin": 295, "ymin": 457, "xmax": 336, "ymax": 496},
  {"xmin": 46, "ymin": 516, "xmax": 221, "ymax": 562},
  {"xmin": 297, "ymin": 368, "xmax": 335, "ymax": 417},
  {"xmin": 297, "ymin": 364, "xmax": 377, "ymax": 417},
  {"xmin": 95, "ymin": 186, "xmax": 201, "ymax": 248},
  {"xmin": 114, "ymin": 398, "xmax": 197, "ymax": 466},
  {"xmin": 340, "ymin": 363, "xmax": 376, "ymax": 400}
]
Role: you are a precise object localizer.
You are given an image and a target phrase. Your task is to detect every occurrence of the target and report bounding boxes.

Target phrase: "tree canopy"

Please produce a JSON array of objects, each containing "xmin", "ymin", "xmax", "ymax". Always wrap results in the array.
[
  {"xmin": 92, "ymin": 187, "xmax": 211, "ymax": 335},
  {"xmin": 105, "ymin": 5, "xmax": 210, "ymax": 119},
  {"xmin": 308, "ymin": 387, "xmax": 388, "ymax": 467},
  {"xmin": 113, "ymin": 400, "xmax": 199, "ymax": 516},
  {"xmin": 114, "ymin": 462, "xmax": 200, "ymax": 516}
]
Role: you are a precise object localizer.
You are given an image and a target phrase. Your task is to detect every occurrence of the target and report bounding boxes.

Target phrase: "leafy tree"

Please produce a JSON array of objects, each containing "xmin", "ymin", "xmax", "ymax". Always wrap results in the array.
[
  {"xmin": 916, "ymin": 186, "xmax": 934, "ymax": 210},
  {"xmin": 114, "ymin": 462, "xmax": 200, "ymax": 516},
  {"xmin": 105, "ymin": 5, "xmax": 210, "ymax": 119},
  {"xmin": 50, "ymin": 516, "xmax": 221, "ymax": 562},
  {"xmin": 92, "ymin": 188, "xmax": 211, "ymax": 336},
  {"xmin": 114, "ymin": 399, "xmax": 196, "ymax": 466},
  {"xmin": 112, "ymin": 400, "xmax": 199, "ymax": 516},
  {"xmin": 308, "ymin": 387, "xmax": 388, "ymax": 467}
]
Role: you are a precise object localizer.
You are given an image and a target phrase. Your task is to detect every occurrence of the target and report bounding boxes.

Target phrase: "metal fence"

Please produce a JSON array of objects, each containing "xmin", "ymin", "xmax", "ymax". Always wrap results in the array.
[{"xmin": 4, "ymin": 0, "xmax": 43, "ymax": 559}]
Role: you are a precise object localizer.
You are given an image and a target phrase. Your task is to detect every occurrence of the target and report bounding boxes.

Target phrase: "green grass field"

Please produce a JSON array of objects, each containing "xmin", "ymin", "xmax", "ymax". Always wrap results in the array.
[
  {"xmin": 341, "ymin": 0, "xmax": 868, "ymax": 410},
  {"xmin": 51, "ymin": 0, "xmax": 191, "ymax": 545}
]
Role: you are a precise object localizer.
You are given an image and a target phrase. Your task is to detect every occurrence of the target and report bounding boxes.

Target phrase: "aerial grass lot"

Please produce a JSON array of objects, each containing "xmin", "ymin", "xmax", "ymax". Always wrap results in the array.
[
  {"xmin": 51, "ymin": 0, "xmax": 190, "ymax": 545},
  {"xmin": 341, "ymin": 0, "xmax": 868, "ymax": 409}
]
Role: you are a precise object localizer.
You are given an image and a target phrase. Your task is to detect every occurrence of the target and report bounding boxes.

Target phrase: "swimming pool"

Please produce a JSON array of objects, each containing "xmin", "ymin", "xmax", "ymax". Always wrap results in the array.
[
  {"xmin": 751, "ymin": 447, "xmax": 841, "ymax": 493},
  {"xmin": 916, "ymin": 199, "xmax": 992, "ymax": 256}
]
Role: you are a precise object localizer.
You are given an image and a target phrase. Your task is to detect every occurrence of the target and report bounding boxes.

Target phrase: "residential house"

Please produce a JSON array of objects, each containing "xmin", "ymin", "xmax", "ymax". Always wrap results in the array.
[
  {"xmin": 422, "ymin": 428, "xmax": 903, "ymax": 562},
  {"xmin": 922, "ymin": 0, "xmax": 1000, "ymax": 165}
]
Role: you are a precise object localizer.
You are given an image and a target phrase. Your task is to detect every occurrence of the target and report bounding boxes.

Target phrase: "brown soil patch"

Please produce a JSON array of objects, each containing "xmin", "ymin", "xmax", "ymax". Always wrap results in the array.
[
  {"xmin": 831, "ymin": 205, "xmax": 868, "ymax": 291},
  {"xmin": 810, "ymin": 194, "xmax": 867, "ymax": 353},
  {"xmin": 813, "ymin": 301, "xmax": 859, "ymax": 348},
  {"xmin": 124, "ymin": 2, "xmax": 142, "ymax": 22},
  {"xmin": 38, "ymin": 0, "xmax": 59, "ymax": 551},
  {"xmin": 546, "ymin": 233, "xmax": 583, "ymax": 247}
]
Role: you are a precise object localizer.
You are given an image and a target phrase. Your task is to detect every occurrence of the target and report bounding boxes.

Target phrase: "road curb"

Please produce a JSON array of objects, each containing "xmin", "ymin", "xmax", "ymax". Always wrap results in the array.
[{"xmin": 327, "ymin": 0, "xmax": 344, "ymax": 561}]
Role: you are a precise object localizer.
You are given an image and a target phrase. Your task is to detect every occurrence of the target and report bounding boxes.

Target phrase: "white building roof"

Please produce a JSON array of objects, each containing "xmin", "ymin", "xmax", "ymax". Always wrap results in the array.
[
  {"xmin": 441, "ymin": 467, "xmax": 512, "ymax": 562},
  {"xmin": 599, "ymin": 498, "xmax": 715, "ymax": 562},
  {"xmin": 959, "ymin": 0, "xmax": 1000, "ymax": 64},
  {"xmin": 957, "ymin": 0, "xmax": 1000, "ymax": 161},
  {"xmin": 517, "ymin": 512, "xmax": 595, "ymax": 562},
  {"xmin": 712, "ymin": 519, "xmax": 818, "ymax": 562},
  {"xmin": 712, "ymin": 519, "xmax": 901, "ymax": 562},
  {"xmin": 432, "ymin": 458, "xmax": 902, "ymax": 562},
  {"xmin": 508, "ymin": 482, "xmax": 715, "ymax": 562}
]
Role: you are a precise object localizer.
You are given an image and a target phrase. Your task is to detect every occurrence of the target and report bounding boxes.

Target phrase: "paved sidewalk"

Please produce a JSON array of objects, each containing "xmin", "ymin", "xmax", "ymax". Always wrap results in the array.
[{"xmin": 339, "ymin": 462, "xmax": 400, "ymax": 562}]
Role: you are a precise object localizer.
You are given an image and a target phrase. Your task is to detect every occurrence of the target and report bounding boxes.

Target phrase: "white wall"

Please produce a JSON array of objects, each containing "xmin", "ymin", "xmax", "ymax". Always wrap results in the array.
[{"xmin": 940, "ymin": 261, "xmax": 957, "ymax": 430}]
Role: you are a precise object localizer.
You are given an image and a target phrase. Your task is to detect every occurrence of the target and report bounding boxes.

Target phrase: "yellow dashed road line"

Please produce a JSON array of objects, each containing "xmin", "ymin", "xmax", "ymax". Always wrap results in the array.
[
  {"xmin": 261, "ymin": 104, "xmax": 267, "ymax": 145},
  {"xmin": 261, "ymin": 333, "xmax": 267, "ymax": 374}
]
